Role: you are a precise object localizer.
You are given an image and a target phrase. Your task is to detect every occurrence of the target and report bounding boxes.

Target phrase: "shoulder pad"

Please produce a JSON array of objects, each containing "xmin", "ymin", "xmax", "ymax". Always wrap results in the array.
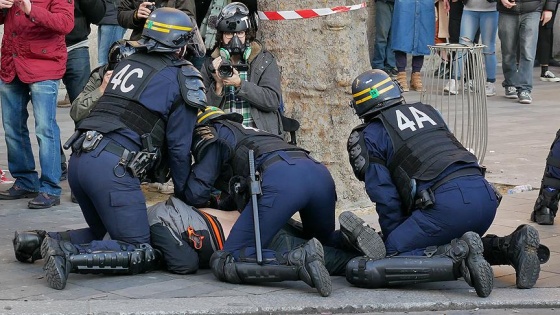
[
  {"xmin": 179, "ymin": 64, "xmax": 207, "ymax": 110},
  {"xmin": 192, "ymin": 125, "xmax": 218, "ymax": 163},
  {"xmin": 347, "ymin": 124, "xmax": 369, "ymax": 181}
]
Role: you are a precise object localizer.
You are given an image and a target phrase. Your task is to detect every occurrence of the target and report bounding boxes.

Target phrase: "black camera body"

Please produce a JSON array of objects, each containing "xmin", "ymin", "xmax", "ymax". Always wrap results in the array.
[
  {"xmin": 218, "ymin": 61, "xmax": 249, "ymax": 77},
  {"xmin": 146, "ymin": 4, "xmax": 156, "ymax": 12}
]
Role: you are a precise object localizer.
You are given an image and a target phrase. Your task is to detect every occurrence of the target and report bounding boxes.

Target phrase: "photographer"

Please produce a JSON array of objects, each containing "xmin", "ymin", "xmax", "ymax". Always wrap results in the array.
[{"xmin": 201, "ymin": 2, "xmax": 283, "ymax": 135}]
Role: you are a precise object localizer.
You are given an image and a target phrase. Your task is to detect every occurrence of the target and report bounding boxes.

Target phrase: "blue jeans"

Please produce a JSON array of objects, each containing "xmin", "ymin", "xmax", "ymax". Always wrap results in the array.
[
  {"xmin": 371, "ymin": 1, "xmax": 396, "ymax": 70},
  {"xmin": 97, "ymin": 24, "xmax": 127, "ymax": 66},
  {"xmin": 459, "ymin": 10, "xmax": 498, "ymax": 82},
  {"xmin": 0, "ymin": 78, "xmax": 62, "ymax": 195},
  {"xmin": 63, "ymin": 47, "xmax": 91, "ymax": 103},
  {"xmin": 498, "ymin": 12, "xmax": 540, "ymax": 92}
]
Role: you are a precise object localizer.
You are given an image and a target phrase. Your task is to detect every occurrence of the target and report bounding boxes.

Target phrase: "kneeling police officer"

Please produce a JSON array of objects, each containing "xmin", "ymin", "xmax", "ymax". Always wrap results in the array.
[
  {"xmin": 28, "ymin": 8, "xmax": 206, "ymax": 290},
  {"xmin": 345, "ymin": 69, "xmax": 547, "ymax": 297},
  {"xmin": 183, "ymin": 106, "xmax": 386, "ymax": 297}
]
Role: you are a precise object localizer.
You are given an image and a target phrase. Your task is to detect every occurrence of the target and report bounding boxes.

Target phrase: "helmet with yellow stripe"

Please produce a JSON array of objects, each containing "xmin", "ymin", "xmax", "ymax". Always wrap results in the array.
[
  {"xmin": 139, "ymin": 7, "xmax": 203, "ymax": 55},
  {"xmin": 196, "ymin": 106, "xmax": 243, "ymax": 125},
  {"xmin": 350, "ymin": 69, "xmax": 404, "ymax": 119}
]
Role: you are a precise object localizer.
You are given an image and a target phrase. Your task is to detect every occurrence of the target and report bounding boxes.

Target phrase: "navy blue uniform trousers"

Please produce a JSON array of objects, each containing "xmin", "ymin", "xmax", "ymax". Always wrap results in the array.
[
  {"xmin": 223, "ymin": 152, "xmax": 340, "ymax": 261},
  {"xmin": 385, "ymin": 175, "xmax": 498, "ymax": 256},
  {"xmin": 66, "ymin": 135, "xmax": 148, "ymax": 251}
]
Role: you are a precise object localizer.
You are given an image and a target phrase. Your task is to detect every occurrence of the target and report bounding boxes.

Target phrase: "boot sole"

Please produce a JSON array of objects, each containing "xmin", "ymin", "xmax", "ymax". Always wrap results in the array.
[
  {"xmin": 305, "ymin": 239, "xmax": 332, "ymax": 297},
  {"xmin": 44, "ymin": 255, "xmax": 67, "ymax": 290},
  {"xmin": 514, "ymin": 225, "xmax": 540, "ymax": 289},
  {"xmin": 339, "ymin": 212, "xmax": 386, "ymax": 260},
  {"xmin": 40, "ymin": 236, "xmax": 63, "ymax": 262},
  {"xmin": 461, "ymin": 232, "xmax": 494, "ymax": 298}
]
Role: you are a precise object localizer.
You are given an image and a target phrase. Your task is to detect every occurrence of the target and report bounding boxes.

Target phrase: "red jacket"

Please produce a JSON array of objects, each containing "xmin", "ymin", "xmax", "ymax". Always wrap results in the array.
[{"xmin": 0, "ymin": 0, "xmax": 74, "ymax": 84}]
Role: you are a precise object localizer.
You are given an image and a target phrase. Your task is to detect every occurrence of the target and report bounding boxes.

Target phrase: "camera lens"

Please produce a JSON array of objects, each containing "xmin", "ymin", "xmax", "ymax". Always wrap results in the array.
[{"xmin": 218, "ymin": 64, "xmax": 233, "ymax": 77}]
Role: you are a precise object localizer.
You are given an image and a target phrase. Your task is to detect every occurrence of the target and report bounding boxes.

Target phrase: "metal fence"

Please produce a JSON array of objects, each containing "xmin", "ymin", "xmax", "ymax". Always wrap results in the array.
[{"xmin": 421, "ymin": 43, "xmax": 488, "ymax": 164}]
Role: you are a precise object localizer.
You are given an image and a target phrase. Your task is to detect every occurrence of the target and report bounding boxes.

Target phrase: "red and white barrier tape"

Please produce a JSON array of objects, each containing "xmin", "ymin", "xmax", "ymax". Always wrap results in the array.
[{"xmin": 258, "ymin": 2, "xmax": 367, "ymax": 21}]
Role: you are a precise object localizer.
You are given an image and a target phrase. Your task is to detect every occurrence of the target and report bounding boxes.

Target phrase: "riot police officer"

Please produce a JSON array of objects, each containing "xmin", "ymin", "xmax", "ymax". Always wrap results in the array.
[
  {"xmin": 183, "ymin": 106, "xmax": 386, "ymax": 297},
  {"xmin": 532, "ymin": 129, "xmax": 560, "ymax": 225},
  {"xmin": 345, "ymin": 69, "xmax": 544, "ymax": 297},
  {"xmin": 36, "ymin": 8, "xmax": 207, "ymax": 290}
]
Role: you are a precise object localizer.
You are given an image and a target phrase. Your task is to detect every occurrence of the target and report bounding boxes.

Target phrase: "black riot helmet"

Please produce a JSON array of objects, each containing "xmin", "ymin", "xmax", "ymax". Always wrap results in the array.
[
  {"xmin": 216, "ymin": 2, "xmax": 252, "ymax": 33},
  {"xmin": 138, "ymin": 7, "xmax": 205, "ymax": 57},
  {"xmin": 350, "ymin": 69, "xmax": 404, "ymax": 119},
  {"xmin": 107, "ymin": 40, "xmax": 139, "ymax": 70}
]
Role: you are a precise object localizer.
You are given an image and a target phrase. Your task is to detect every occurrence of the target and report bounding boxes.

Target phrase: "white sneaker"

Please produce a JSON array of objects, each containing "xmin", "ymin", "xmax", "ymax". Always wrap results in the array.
[
  {"xmin": 444, "ymin": 79, "xmax": 458, "ymax": 95},
  {"xmin": 464, "ymin": 80, "xmax": 474, "ymax": 92},
  {"xmin": 485, "ymin": 82, "xmax": 496, "ymax": 97},
  {"xmin": 540, "ymin": 70, "xmax": 560, "ymax": 82}
]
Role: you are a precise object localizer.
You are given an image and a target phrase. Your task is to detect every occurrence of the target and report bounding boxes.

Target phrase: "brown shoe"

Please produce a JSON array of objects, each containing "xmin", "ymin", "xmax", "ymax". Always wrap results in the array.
[
  {"xmin": 57, "ymin": 94, "xmax": 70, "ymax": 108},
  {"xmin": 396, "ymin": 72, "xmax": 409, "ymax": 92},
  {"xmin": 410, "ymin": 72, "xmax": 423, "ymax": 91}
]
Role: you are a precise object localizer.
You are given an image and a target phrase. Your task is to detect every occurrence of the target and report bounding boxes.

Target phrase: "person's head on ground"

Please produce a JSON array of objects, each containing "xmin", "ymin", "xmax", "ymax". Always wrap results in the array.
[
  {"xmin": 138, "ymin": 7, "xmax": 204, "ymax": 57},
  {"xmin": 350, "ymin": 69, "xmax": 405, "ymax": 121}
]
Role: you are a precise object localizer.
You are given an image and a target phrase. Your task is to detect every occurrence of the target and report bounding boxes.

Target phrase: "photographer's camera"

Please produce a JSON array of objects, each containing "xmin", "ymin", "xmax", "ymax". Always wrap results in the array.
[{"xmin": 218, "ymin": 62, "xmax": 234, "ymax": 77}]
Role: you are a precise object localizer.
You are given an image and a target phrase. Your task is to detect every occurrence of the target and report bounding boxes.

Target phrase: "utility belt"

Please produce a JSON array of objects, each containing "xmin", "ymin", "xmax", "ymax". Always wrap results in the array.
[
  {"xmin": 258, "ymin": 150, "xmax": 310, "ymax": 172},
  {"xmin": 66, "ymin": 130, "xmax": 159, "ymax": 179},
  {"xmin": 414, "ymin": 167, "xmax": 483, "ymax": 210}
]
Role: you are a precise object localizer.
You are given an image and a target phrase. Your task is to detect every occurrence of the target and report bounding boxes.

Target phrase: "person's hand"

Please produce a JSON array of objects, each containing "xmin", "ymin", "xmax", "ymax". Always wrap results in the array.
[
  {"xmin": 15, "ymin": 0, "xmax": 31, "ymax": 14},
  {"xmin": 135, "ymin": 2, "xmax": 154, "ymax": 20},
  {"xmin": 211, "ymin": 56, "xmax": 225, "ymax": 88},
  {"xmin": 211, "ymin": 56, "xmax": 223, "ymax": 77},
  {"xmin": 222, "ymin": 68, "xmax": 242, "ymax": 88},
  {"xmin": 541, "ymin": 10, "xmax": 552, "ymax": 26},
  {"xmin": 500, "ymin": 0, "xmax": 516, "ymax": 9},
  {"xmin": 0, "ymin": 0, "xmax": 14, "ymax": 9},
  {"xmin": 99, "ymin": 70, "xmax": 113, "ymax": 94}
]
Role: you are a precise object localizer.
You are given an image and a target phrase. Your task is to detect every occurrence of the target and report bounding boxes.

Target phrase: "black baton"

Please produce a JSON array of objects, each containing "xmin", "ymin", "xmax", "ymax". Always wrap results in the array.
[{"xmin": 248, "ymin": 149, "xmax": 263, "ymax": 264}]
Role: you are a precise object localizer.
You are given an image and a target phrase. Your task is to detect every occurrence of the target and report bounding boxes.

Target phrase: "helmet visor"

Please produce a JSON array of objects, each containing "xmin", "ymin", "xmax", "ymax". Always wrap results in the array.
[
  {"xmin": 185, "ymin": 25, "xmax": 206, "ymax": 58},
  {"xmin": 220, "ymin": 3, "xmax": 250, "ymax": 20}
]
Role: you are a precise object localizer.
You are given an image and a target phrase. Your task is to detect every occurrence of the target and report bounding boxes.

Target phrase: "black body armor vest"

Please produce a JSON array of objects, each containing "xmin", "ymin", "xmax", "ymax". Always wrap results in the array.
[{"xmin": 348, "ymin": 102, "xmax": 479, "ymax": 212}]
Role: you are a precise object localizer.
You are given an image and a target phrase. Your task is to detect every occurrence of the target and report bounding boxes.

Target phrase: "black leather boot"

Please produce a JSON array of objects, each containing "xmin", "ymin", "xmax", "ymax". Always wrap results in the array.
[
  {"xmin": 42, "ymin": 236, "xmax": 160, "ymax": 290},
  {"xmin": 531, "ymin": 188, "xmax": 559, "ymax": 225},
  {"xmin": 482, "ymin": 225, "xmax": 541, "ymax": 289},
  {"xmin": 211, "ymin": 238, "xmax": 332, "ymax": 297},
  {"xmin": 339, "ymin": 211, "xmax": 386, "ymax": 260},
  {"xmin": 13, "ymin": 230, "xmax": 46, "ymax": 263},
  {"xmin": 346, "ymin": 233, "xmax": 493, "ymax": 298}
]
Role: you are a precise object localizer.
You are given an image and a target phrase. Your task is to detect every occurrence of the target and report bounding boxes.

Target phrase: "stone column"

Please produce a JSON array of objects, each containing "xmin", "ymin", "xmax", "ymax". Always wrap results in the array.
[{"xmin": 257, "ymin": 0, "xmax": 372, "ymax": 206}]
